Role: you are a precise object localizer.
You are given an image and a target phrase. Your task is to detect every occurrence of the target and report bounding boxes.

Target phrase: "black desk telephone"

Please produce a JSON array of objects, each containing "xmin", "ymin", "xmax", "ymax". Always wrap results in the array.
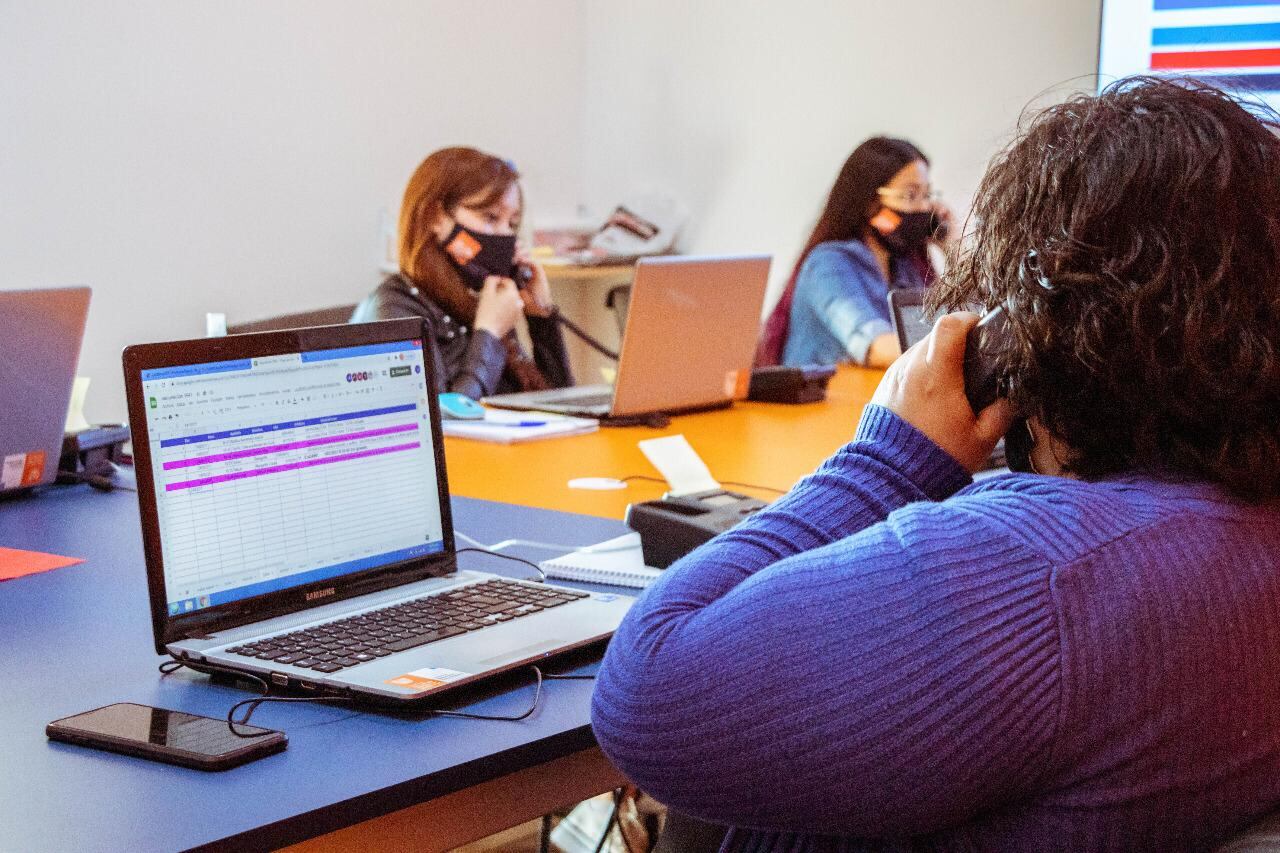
[
  {"xmin": 625, "ymin": 490, "xmax": 769, "ymax": 568},
  {"xmin": 624, "ymin": 307, "xmax": 1023, "ymax": 569}
]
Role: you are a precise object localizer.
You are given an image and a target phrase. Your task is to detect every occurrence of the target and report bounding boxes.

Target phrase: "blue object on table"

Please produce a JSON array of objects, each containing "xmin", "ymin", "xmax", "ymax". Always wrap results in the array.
[
  {"xmin": 0, "ymin": 486, "xmax": 629, "ymax": 852},
  {"xmin": 465, "ymin": 420, "xmax": 548, "ymax": 428},
  {"xmin": 437, "ymin": 392, "xmax": 486, "ymax": 420}
]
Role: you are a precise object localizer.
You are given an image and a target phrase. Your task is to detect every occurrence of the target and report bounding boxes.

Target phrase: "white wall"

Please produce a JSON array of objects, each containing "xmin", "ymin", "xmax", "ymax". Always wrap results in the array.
[
  {"xmin": 2, "ymin": 1, "xmax": 1101, "ymax": 422},
  {"xmin": 1, "ymin": 1, "xmax": 587, "ymax": 422},
  {"xmin": 578, "ymin": 0, "xmax": 1101, "ymax": 305}
]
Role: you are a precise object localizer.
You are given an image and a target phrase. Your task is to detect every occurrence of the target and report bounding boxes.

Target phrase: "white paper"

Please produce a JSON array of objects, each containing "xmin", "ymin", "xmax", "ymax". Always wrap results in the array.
[
  {"xmin": 1, "ymin": 454, "xmax": 25, "ymax": 489},
  {"xmin": 205, "ymin": 312, "xmax": 227, "ymax": 337},
  {"xmin": 637, "ymin": 434, "xmax": 720, "ymax": 496},
  {"xmin": 441, "ymin": 409, "xmax": 597, "ymax": 443},
  {"xmin": 64, "ymin": 376, "xmax": 92, "ymax": 432}
]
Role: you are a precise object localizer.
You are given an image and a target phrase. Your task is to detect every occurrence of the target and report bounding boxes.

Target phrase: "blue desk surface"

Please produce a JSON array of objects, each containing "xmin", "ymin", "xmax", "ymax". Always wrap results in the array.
[{"xmin": 0, "ymin": 485, "xmax": 629, "ymax": 852}]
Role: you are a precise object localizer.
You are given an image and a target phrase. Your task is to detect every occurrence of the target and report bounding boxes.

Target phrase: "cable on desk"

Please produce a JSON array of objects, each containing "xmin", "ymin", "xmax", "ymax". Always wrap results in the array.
[
  {"xmin": 159, "ymin": 658, "xmax": 355, "ymax": 738},
  {"xmin": 550, "ymin": 308, "xmax": 619, "ymax": 361},
  {"xmin": 426, "ymin": 666, "xmax": 544, "ymax": 721},
  {"xmin": 160, "ymin": 659, "xmax": 565, "ymax": 732},
  {"xmin": 57, "ymin": 468, "xmax": 137, "ymax": 492},
  {"xmin": 456, "ymin": 530, "xmax": 637, "ymax": 556},
  {"xmin": 619, "ymin": 474, "xmax": 788, "ymax": 496},
  {"xmin": 455, "ymin": 546, "xmax": 546, "ymax": 582}
]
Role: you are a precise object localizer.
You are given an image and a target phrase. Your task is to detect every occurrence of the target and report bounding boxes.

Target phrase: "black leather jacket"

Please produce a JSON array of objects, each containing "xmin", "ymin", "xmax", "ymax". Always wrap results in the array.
[{"xmin": 350, "ymin": 274, "xmax": 572, "ymax": 399}]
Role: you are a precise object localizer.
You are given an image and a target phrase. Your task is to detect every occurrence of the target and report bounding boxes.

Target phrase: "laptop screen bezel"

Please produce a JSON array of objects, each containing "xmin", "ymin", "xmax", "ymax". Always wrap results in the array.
[
  {"xmin": 887, "ymin": 287, "xmax": 930, "ymax": 353},
  {"xmin": 123, "ymin": 318, "xmax": 457, "ymax": 655}
]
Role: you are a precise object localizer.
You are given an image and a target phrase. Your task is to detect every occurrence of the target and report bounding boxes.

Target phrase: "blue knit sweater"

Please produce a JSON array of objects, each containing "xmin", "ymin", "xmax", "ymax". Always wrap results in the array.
[{"xmin": 591, "ymin": 406, "xmax": 1280, "ymax": 852}]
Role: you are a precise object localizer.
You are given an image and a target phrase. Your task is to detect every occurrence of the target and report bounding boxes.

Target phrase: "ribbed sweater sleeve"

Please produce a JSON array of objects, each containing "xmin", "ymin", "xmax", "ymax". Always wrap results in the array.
[{"xmin": 591, "ymin": 406, "xmax": 1063, "ymax": 839}]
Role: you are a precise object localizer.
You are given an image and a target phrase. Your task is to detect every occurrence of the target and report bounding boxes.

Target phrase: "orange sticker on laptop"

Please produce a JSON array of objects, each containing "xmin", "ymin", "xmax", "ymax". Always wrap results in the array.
[
  {"xmin": 723, "ymin": 369, "xmax": 750, "ymax": 400},
  {"xmin": 385, "ymin": 666, "xmax": 470, "ymax": 691},
  {"xmin": 386, "ymin": 674, "xmax": 445, "ymax": 691},
  {"xmin": 21, "ymin": 451, "xmax": 45, "ymax": 486},
  {"xmin": 2, "ymin": 451, "xmax": 45, "ymax": 490}
]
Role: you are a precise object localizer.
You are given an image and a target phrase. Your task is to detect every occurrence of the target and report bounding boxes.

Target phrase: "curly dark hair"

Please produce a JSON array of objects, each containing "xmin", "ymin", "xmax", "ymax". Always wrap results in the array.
[{"xmin": 929, "ymin": 77, "xmax": 1280, "ymax": 500}]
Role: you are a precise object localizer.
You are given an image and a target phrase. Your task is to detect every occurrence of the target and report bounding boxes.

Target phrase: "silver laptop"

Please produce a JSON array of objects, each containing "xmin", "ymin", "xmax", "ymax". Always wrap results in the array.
[
  {"xmin": 0, "ymin": 287, "xmax": 91, "ymax": 496},
  {"xmin": 123, "ymin": 318, "xmax": 632, "ymax": 704},
  {"xmin": 484, "ymin": 254, "xmax": 771, "ymax": 418}
]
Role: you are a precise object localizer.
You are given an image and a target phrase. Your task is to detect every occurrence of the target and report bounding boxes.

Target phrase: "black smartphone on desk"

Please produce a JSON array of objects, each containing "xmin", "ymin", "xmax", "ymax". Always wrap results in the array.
[{"xmin": 47, "ymin": 702, "xmax": 287, "ymax": 771}]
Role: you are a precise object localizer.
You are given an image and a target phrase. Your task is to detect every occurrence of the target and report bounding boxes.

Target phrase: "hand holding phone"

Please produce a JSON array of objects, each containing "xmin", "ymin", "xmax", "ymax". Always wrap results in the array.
[
  {"xmin": 47, "ymin": 702, "xmax": 286, "ymax": 771},
  {"xmin": 870, "ymin": 312, "xmax": 1013, "ymax": 472}
]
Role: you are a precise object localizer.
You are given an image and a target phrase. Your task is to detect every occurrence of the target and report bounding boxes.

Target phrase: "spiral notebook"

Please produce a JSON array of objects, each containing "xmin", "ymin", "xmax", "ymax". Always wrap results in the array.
[
  {"xmin": 539, "ymin": 533, "xmax": 663, "ymax": 589},
  {"xmin": 440, "ymin": 409, "xmax": 598, "ymax": 443}
]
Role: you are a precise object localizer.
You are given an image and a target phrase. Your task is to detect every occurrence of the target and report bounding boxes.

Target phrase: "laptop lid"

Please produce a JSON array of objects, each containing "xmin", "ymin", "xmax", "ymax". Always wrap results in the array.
[
  {"xmin": 123, "ymin": 319, "xmax": 456, "ymax": 654},
  {"xmin": 888, "ymin": 288, "xmax": 933, "ymax": 353},
  {"xmin": 0, "ymin": 287, "xmax": 91, "ymax": 494},
  {"xmin": 610, "ymin": 254, "xmax": 771, "ymax": 417}
]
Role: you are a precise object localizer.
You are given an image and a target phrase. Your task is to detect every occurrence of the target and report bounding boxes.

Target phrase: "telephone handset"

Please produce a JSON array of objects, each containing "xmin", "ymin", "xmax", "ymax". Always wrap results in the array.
[
  {"xmin": 962, "ymin": 305, "xmax": 1034, "ymax": 472},
  {"xmin": 962, "ymin": 305, "xmax": 1011, "ymax": 413}
]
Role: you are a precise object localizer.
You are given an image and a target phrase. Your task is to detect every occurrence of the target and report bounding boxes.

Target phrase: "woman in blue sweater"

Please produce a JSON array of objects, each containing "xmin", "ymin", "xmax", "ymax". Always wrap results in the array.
[
  {"xmin": 758, "ymin": 137, "xmax": 952, "ymax": 369},
  {"xmin": 594, "ymin": 78, "xmax": 1280, "ymax": 852}
]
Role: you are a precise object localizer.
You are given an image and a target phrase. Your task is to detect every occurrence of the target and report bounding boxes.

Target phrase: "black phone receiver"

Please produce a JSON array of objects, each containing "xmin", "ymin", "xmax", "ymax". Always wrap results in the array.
[
  {"xmin": 512, "ymin": 261, "xmax": 535, "ymax": 289},
  {"xmin": 962, "ymin": 305, "xmax": 1011, "ymax": 414},
  {"xmin": 962, "ymin": 305, "xmax": 1036, "ymax": 472}
]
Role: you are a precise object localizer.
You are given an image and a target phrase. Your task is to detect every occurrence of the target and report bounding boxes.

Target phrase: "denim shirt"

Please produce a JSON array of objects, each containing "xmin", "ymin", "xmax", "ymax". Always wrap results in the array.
[{"xmin": 781, "ymin": 238, "xmax": 927, "ymax": 367}]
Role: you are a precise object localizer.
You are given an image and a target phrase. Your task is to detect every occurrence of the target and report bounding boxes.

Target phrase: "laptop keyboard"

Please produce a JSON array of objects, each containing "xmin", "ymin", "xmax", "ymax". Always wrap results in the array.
[{"xmin": 226, "ymin": 579, "xmax": 589, "ymax": 673}]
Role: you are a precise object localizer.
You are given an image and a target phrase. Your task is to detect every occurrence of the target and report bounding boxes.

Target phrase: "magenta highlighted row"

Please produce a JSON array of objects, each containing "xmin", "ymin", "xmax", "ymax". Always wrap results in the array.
[
  {"xmin": 162, "ymin": 423, "xmax": 419, "ymax": 470},
  {"xmin": 164, "ymin": 441, "xmax": 421, "ymax": 492}
]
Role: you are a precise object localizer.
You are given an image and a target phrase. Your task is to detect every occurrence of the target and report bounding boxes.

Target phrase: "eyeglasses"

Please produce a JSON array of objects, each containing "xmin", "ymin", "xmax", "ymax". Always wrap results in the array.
[{"xmin": 876, "ymin": 186, "xmax": 941, "ymax": 206}]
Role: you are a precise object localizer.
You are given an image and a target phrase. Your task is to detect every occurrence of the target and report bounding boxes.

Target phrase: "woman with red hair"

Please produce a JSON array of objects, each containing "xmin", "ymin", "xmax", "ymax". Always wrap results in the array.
[{"xmin": 353, "ymin": 147, "xmax": 571, "ymax": 398}]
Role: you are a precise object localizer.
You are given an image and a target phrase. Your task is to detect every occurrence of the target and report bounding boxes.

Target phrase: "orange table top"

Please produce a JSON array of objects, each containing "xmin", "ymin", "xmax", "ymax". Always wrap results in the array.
[{"xmin": 443, "ymin": 366, "xmax": 884, "ymax": 520}]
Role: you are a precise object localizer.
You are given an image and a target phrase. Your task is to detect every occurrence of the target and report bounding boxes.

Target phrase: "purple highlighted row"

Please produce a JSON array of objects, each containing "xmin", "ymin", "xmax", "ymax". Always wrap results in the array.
[
  {"xmin": 164, "ymin": 441, "xmax": 421, "ymax": 492},
  {"xmin": 162, "ymin": 423, "xmax": 419, "ymax": 470}
]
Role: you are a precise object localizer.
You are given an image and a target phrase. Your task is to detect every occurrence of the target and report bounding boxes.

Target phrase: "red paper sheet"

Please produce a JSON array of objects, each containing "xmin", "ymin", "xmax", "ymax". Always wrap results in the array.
[{"xmin": 0, "ymin": 547, "xmax": 83, "ymax": 581}]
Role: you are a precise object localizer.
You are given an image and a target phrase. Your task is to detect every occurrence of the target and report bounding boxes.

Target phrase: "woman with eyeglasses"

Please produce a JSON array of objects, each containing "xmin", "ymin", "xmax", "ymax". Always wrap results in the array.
[
  {"xmin": 757, "ymin": 136, "xmax": 952, "ymax": 369},
  {"xmin": 351, "ymin": 147, "xmax": 571, "ymax": 399}
]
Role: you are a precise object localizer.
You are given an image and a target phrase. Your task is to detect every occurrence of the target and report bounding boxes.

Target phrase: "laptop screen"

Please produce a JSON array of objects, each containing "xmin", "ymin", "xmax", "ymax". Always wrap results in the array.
[
  {"xmin": 139, "ymin": 339, "xmax": 445, "ymax": 616},
  {"xmin": 896, "ymin": 303, "xmax": 934, "ymax": 350}
]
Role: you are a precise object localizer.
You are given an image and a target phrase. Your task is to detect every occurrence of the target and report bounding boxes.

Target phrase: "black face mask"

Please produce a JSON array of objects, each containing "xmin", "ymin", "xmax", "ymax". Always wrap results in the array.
[
  {"xmin": 875, "ymin": 209, "xmax": 941, "ymax": 253},
  {"xmin": 440, "ymin": 223, "xmax": 517, "ymax": 291}
]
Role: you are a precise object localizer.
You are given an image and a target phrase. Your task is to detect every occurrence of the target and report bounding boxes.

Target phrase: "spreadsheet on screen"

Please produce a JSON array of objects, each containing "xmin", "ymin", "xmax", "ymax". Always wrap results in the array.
[{"xmin": 139, "ymin": 341, "xmax": 444, "ymax": 615}]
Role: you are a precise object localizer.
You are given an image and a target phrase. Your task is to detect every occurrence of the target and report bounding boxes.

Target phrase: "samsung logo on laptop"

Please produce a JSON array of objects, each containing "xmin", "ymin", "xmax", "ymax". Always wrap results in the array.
[{"xmin": 305, "ymin": 587, "xmax": 337, "ymax": 602}]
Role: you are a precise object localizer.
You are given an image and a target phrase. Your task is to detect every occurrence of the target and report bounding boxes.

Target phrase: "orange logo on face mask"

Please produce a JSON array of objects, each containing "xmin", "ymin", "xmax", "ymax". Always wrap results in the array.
[
  {"xmin": 445, "ymin": 230, "xmax": 482, "ymax": 265},
  {"xmin": 870, "ymin": 207, "xmax": 902, "ymax": 235}
]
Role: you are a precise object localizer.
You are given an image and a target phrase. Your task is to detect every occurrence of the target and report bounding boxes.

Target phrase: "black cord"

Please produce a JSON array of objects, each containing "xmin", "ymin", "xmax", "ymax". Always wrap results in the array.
[
  {"xmin": 159, "ymin": 658, "xmax": 345, "ymax": 738},
  {"xmin": 455, "ymin": 546, "xmax": 546, "ymax": 582},
  {"xmin": 593, "ymin": 788, "xmax": 624, "ymax": 853},
  {"xmin": 619, "ymin": 474, "xmax": 787, "ymax": 496},
  {"xmin": 721, "ymin": 480, "xmax": 787, "ymax": 496},
  {"xmin": 57, "ymin": 468, "xmax": 137, "ymax": 492},
  {"xmin": 550, "ymin": 308, "xmax": 620, "ymax": 360},
  {"xmin": 159, "ymin": 657, "xmax": 551, "ymax": 733},
  {"xmin": 425, "ymin": 667, "xmax": 544, "ymax": 721},
  {"xmin": 542, "ymin": 672, "xmax": 597, "ymax": 680}
]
